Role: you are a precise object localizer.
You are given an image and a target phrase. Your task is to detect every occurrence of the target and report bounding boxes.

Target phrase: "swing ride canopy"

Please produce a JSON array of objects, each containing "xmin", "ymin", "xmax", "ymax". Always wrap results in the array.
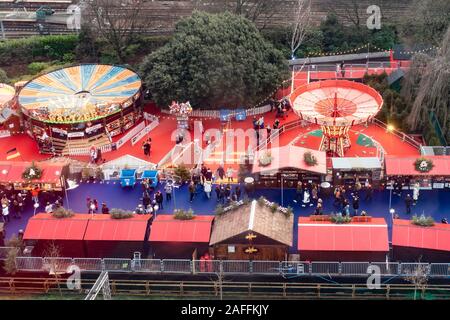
[
  {"xmin": 0, "ymin": 83, "xmax": 15, "ymax": 108},
  {"xmin": 290, "ymin": 80, "xmax": 383, "ymax": 127},
  {"xmin": 18, "ymin": 64, "xmax": 142, "ymax": 124}
]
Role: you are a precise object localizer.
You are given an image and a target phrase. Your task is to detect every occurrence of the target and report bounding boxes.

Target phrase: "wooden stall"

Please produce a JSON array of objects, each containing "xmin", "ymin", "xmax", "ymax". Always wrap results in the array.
[
  {"xmin": 392, "ymin": 219, "xmax": 450, "ymax": 263},
  {"xmin": 148, "ymin": 215, "xmax": 214, "ymax": 259},
  {"xmin": 252, "ymin": 145, "xmax": 327, "ymax": 189},
  {"xmin": 297, "ymin": 217, "xmax": 389, "ymax": 261},
  {"xmin": 23, "ymin": 213, "xmax": 90, "ymax": 257},
  {"xmin": 0, "ymin": 161, "xmax": 69, "ymax": 192},
  {"xmin": 385, "ymin": 156, "xmax": 450, "ymax": 189},
  {"xmin": 331, "ymin": 157, "xmax": 383, "ymax": 188},
  {"xmin": 84, "ymin": 214, "xmax": 151, "ymax": 258},
  {"xmin": 209, "ymin": 200, "xmax": 293, "ymax": 261}
]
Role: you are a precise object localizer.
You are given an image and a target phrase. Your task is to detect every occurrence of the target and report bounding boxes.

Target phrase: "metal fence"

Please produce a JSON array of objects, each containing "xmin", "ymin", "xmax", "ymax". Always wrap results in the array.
[{"xmin": 12, "ymin": 257, "xmax": 450, "ymax": 278}]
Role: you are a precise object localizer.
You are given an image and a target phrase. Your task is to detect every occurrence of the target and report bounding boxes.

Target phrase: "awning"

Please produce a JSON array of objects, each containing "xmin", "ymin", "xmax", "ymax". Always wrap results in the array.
[
  {"xmin": 385, "ymin": 156, "xmax": 450, "ymax": 176},
  {"xmin": 84, "ymin": 214, "xmax": 151, "ymax": 241},
  {"xmin": 149, "ymin": 215, "xmax": 214, "ymax": 243},
  {"xmin": 23, "ymin": 213, "xmax": 90, "ymax": 241},
  {"xmin": 0, "ymin": 161, "xmax": 65, "ymax": 184},
  {"xmin": 332, "ymin": 157, "xmax": 381, "ymax": 170},
  {"xmin": 252, "ymin": 145, "xmax": 327, "ymax": 175},
  {"xmin": 392, "ymin": 219, "xmax": 450, "ymax": 252},
  {"xmin": 297, "ymin": 217, "xmax": 389, "ymax": 252}
]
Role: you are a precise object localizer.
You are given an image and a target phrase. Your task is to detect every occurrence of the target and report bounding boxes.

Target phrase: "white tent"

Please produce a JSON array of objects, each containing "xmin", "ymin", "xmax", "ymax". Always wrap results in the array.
[{"xmin": 102, "ymin": 155, "xmax": 156, "ymax": 180}]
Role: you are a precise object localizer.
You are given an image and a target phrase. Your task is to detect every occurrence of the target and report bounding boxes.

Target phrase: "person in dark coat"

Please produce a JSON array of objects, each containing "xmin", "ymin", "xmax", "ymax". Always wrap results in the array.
[
  {"xmin": 154, "ymin": 191, "xmax": 164, "ymax": 210},
  {"xmin": 405, "ymin": 194, "xmax": 413, "ymax": 214},
  {"xmin": 188, "ymin": 182, "xmax": 196, "ymax": 203},
  {"xmin": 215, "ymin": 185, "xmax": 221, "ymax": 202},
  {"xmin": 101, "ymin": 203, "xmax": 110, "ymax": 214},
  {"xmin": 352, "ymin": 195, "xmax": 360, "ymax": 216},
  {"xmin": 235, "ymin": 186, "xmax": 241, "ymax": 200}
]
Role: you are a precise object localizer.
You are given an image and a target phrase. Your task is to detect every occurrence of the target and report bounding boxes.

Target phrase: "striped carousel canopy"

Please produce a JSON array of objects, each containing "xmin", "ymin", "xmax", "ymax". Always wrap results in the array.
[
  {"xmin": 0, "ymin": 83, "xmax": 15, "ymax": 108},
  {"xmin": 290, "ymin": 80, "xmax": 383, "ymax": 127},
  {"xmin": 18, "ymin": 64, "xmax": 142, "ymax": 124}
]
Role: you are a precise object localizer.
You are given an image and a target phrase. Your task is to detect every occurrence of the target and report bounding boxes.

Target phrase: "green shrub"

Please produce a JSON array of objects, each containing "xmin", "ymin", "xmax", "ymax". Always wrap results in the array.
[
  {"xmin": 174, "ymin": 208, "xmax": 195, "ymax": 220},
  {"xmin": 110, "ymin": 208, "xmax": 135, "ymax": 219},
  {"xmin": 51, "ymin": 207, "xmax": 74, "ymax": 219},
  {"xmin": 0, "ymin": 68, "xmax": 9, "ymax": 83},
  {"xmin": 28, "ymin": 62, "xmax": 50, "ymax": 75},
  {"xmin": 411, "ymin": 215, "xmax": 435, "ymax": 227},
  {"xmin": 330, "ymin": 214, "xmax": 352, "ymax": 224}
]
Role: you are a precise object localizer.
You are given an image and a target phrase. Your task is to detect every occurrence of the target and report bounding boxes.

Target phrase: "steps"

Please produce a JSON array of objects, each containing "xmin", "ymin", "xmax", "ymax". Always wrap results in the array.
[{"xmin": 61, "ymin": 134, "xmax": 111, "ymax": 156}]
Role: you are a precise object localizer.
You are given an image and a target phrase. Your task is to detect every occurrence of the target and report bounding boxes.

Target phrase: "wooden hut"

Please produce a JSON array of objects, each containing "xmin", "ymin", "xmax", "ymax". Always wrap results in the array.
[{"xmin": 209, "ymin": 200, "xmax": 293, "ymax": 261}]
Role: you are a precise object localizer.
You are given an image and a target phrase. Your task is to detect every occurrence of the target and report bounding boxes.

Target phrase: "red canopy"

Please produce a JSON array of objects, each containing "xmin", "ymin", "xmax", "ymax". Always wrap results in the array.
[
  {"xmin": 385, "ymin": 156, "xmax": 450, "ymax": 176},
  {"xmin": 84, "ymin": 214, "xmax": 151, "ymax": 241},
  {"xmin": 23, "ymin": 213, "xmax": 91, "ymax": 241},
  {"xmin": 297, "ymin": 217, "xmax": 389, "ymax": 252},
  {"xmin": 392, "ymin": 219, "xmax": 450, "ymax": 252},
  {"xmin": 0, "ymin": 161, "xmax": 65, "ymax": 183},
  {"xmin": 149, "ymin": 215, "xmax": 214, "ymax": 243}
]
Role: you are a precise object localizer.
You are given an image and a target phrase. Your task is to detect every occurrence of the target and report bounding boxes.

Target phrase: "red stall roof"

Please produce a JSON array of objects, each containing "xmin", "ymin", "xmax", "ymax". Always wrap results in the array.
[
  {"xmin": 84, "ymin": 214, "xmax": 151, "ymax": 241},
  {"xmin": 297, "ymin": 217, "xmax": 389, "ymax": 252},
  {"xmin": 23, "ymin": 213, "xmax": 91, "ymax": 241},
  {"xmin": 385, "ymin": 156, "xmax": 450, "ymax": 176},
  {"xmin": 392, "ymin": 219, "xmax": 450, "ymax": 252},
  {"xmin": 149, "ymin": 215, "xmax": 214, "ymax": 243},
  {"xmin": 0, "ymin": 161, "xmax": 65, "ymax": 183}
]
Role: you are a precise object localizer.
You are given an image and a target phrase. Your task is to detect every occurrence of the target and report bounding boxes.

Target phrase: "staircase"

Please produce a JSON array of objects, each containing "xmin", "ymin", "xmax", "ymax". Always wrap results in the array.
[{"xmin": 61, "ymin": 133, "xmax": 111, "ymax": 156}]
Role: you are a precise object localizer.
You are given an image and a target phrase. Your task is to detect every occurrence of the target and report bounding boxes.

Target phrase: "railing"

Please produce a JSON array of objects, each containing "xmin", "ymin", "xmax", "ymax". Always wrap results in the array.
[
  {"xmin": 372, "ymin": 118, "xmax": 422, "ymax": 150},
  {"xmin": 1, "ymin": 277, "xmax": 449, "ymax": 299},
  {"xmin": 160, "ymin": 105, "xmax": 271, "ymax": 118},
  {"xmin": 13, "ymin": 257, "xmax": 450, "ymax": 278}
]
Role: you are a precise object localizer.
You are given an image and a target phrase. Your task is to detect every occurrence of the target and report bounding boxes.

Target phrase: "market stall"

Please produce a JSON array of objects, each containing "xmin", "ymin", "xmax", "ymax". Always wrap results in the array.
[
  {"xmin": 331, "ymin": 157, "xmax": 383, "ymax": 188},
  {"xmin": 385, "ymin": 155, "xmax": 450, "ymax": 189},
  {"xmin": 252, "ymin": 145, "xmax": 327, "ymax": 188},
  {"xmin": 148, "ymin": 215, "xmax": 214, "ymax": 259},
  {"xmin": 0, "ymin": 161, "xmax": 69, "ymax": 192},
  {"xmin": 392, "ymin": 219, "xmax": 450, "ymax": 263},
  {"xmin": 23, "ymin": 213, "xmax": 90, "ymax": 257},
  {"xmin": 297, "ymin": 216, "xmax": 389, "ymax": 261},
  {"xmin": 209, "ymin": 199, "xmax": 293, "ymax": 261},
  {"xmin": 84, "ymin": 214, "xmax": 151, "ymax": 258}
]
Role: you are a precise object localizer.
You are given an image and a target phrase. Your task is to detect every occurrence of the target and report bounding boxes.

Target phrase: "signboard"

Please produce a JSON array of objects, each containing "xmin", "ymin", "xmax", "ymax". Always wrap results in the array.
[
  {"xmin": 51, "ymin": 127, "xmax": 68, "ymax": 135},
  {"xmin": 85, "ymin": 123, "xmax": 103, "ymax": 134},
  {"xmin": 131, "ymin": 122, "xmax": 158, "ymax": 146},
  {"xmin": 67, "ymin": 131, "xmax": 85, "ymax": 138}
]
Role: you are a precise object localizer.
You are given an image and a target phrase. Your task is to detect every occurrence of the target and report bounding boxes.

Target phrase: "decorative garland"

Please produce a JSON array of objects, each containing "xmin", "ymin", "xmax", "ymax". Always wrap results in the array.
[
  {"xmin": 174, "ymin": 208, "xmax": 195, "ymax": 220},
  {"xmin": 414, "ymin": 158, "xmax": 434, "ymax": 173},
  {"xmin": 304, "ymin": 151, "xmax": 318, "ymax": 166},
  {"xmin": 411, "ymin": 215, "xmax": 435, "ymax": 227},
  {"xmin": 22, "ymin": 162, "xmax": 43, "ymax": 180}
]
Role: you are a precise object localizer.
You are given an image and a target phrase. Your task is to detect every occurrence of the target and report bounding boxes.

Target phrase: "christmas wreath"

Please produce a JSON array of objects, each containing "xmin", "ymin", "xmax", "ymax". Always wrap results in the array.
[
  {"xmin": 22, "ymin": 162, "xmax": 43, "ymax": 180},
  {"xmin": 258, "ymin": 152, "xmax": 273, "ymax": 167},
  {"xmin": 304, "ymin": 151, "xmax": 318, "ymax": 166},
  {"xmin": 414, "ymin": 158, "xmax": 434, "ymax": 173}
]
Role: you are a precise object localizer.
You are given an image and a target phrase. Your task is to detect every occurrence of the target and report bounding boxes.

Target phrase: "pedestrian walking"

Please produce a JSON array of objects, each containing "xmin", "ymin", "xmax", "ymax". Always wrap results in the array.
[
  {"xmin": 164, "ymin": 182, "xmax": 173, "ymax": 202},
  {"xmin": 405, "ymin": 194, "xmax": 413, "ymax": 214},
  {"xmin": 188, "ymin": 182, "xmax": 196, "ymax": 203},
  {"xmin": 352, "ymin": 195, "xmax": 360, "ymax": 216},
  {"xmin": 412, "ymin": 182, "xmax": 420, "ymax": 205},
  {"xmin": 204, "ymin": 180, "xmax": 212, "ymax": 199},
  {"xmin": 155, "ymin": 191, "xmax": 164, "ymax": 210},
  {"xmin": 101, "ymin": 203, "xmax": 110, "ymax": 214},
  {"xmin": 2, "ymin": 204, "xmax": 10, "ymax": 224}
]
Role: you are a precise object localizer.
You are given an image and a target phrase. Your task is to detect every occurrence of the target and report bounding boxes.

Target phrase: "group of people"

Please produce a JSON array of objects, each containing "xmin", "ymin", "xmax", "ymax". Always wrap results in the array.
[
  {"xmin": 89, "ymin": 146, "xmax": 103, "ymax": 164},
  {"xmin": 269, "ymin": 97, "xmax": 291, "ymax": 118},
  {"xmin": 252, "ymin": 116, "xmax": 281, "ymax": 146},
  {"xmin": 389, "ymin": 178, "xmax": 421, "ymax": 215}
]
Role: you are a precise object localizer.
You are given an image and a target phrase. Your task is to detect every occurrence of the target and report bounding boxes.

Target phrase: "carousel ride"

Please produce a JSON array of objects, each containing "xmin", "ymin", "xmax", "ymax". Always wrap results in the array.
[
  {"xmin": 18, "ymin": 64, "xmax": 143, "ymax": 141},
  {"xmin": 290, "ymin": 80, "xmax": 383, "ymax": 157}
]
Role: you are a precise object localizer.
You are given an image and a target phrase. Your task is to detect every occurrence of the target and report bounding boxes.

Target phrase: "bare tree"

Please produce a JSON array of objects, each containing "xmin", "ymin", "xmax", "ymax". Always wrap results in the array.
[
  {"xmin": 290, "ymin": 0, "xmax": 311, "ymax": 58},
  {"xmin": 403, "ymin": 260, "xmax": 429, "ymax": 300},
  {"xmin": 327, "ymin": 0, "xmax": 362, "ymax": 29},
  {"xmin": 194, "ymin": 0, "xmax": 284, "ymax": 30},
  {"xmin": 43, "ymin": 242, "xmax": 64, "ymax": 297},
  {"xmin": 82, "ymin": 0, "xmax": 152, "ymax": 63},
  {"xmin": 406, "ymin": 26, "xmax": 450, "ymax": 139},
  {"xmin": 290, "ymin": 0, "xmax": 311, "ymax": 92}
]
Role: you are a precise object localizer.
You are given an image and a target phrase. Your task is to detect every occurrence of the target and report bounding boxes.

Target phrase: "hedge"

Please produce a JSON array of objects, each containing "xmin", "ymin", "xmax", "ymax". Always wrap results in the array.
[{"xmin": 0, "ymin": 35, "xmax": 79, "ymax": 66}]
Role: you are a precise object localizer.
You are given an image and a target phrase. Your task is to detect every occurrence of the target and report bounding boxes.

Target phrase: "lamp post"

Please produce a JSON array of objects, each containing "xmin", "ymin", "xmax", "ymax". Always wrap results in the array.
[
  {"xmin": 33, "ymin": 202, "xmax": 40, "ymax": 216},
  {"xmin": 389, "ymin": 208, "xmax": 396, "ymax": 223}
]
